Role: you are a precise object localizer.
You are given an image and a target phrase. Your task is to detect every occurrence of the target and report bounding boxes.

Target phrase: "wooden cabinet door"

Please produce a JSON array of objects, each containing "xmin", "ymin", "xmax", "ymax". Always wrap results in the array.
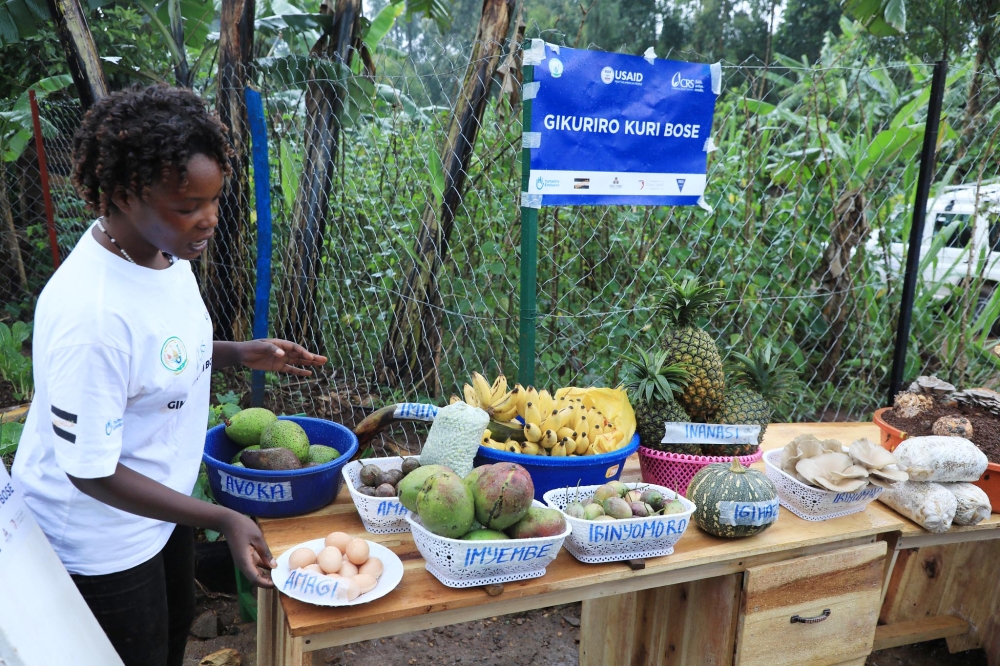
[{"xmin": 734, "ymin": 542, "xmax": 885, "ymax": 666}]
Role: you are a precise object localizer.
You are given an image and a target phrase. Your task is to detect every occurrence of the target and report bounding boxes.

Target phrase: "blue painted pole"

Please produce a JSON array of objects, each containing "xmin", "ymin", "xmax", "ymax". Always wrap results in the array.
[{"xmin": 245, "ymin": 87, "xmax": 273, "ymax": 408}]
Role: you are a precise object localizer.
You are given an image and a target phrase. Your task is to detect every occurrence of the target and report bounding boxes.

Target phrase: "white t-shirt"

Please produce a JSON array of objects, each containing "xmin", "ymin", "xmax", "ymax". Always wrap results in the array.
[{"xmin": 12, "ymin": 225, "xmax": 214, "ymax": 575}]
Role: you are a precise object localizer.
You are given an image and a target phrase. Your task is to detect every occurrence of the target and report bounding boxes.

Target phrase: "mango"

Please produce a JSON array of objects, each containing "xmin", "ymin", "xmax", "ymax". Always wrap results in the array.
[
  {"xmin": 225, "ymin": 407, "xmax": 277, "ymax": 448},
  {"xmin": 416, "ymin": 471, "xmax": 475, "ymax": 538},
  {"xmin": 470, "ymin": 462, "xmax": 534, "ymax": 530},
  {"xmin": 463, "ymin": 465, "xmax": 491, "ymax": 497},
  {"xmin": 461, "ymin": 529, "xmax": 509, "ymax": 541},
  {"xmin": 505, "ymin": 507, "xmax": 567, "ymax": 539},
  {"xmin": 397, "ymin": 464, "xmax": 452, "ymax": 511}
]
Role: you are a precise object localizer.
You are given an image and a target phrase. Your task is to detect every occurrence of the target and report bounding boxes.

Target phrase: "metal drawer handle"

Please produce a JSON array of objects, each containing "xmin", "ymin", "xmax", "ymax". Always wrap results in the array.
[{"xmin": 790, "ymin": 609, "xmax": 831, "ymax": 624}]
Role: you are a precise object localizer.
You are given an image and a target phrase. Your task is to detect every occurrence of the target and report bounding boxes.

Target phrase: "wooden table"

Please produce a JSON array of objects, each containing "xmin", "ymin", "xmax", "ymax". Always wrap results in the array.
[{"xmin": 256, "ymin": 423, "xmax": 1000, "ymax": 665}]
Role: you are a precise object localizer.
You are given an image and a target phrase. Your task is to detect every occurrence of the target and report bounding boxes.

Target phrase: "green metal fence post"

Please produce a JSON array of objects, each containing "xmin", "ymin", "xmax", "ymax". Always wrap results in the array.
[{"xmin": 518, "ymin": 64, "xmax": 538, "ymax": 387}]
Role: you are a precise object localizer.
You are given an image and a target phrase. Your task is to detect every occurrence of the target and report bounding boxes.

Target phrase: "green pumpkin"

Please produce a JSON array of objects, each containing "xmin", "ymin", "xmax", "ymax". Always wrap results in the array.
[{"xmin": 686, "ymin": 457, "xmax": 778, "ymax": 538}]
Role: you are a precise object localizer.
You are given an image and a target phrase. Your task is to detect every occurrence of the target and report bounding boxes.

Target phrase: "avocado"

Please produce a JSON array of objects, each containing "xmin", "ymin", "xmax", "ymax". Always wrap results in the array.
[{"xmin": 260, "ymin": 420, "xmax": 310, "ymax": 462}]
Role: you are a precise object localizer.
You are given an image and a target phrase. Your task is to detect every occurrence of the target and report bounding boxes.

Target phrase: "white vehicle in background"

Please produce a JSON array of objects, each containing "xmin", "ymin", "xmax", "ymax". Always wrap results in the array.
[{"xmin": 877, "ymin": 181, "xmax": 1000, "ymax": 309}]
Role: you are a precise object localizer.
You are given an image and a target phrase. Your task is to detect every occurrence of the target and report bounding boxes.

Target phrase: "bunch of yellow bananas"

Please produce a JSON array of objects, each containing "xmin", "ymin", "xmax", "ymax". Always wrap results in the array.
[
  {"xmin": 459, "ymin": 372, "xmax": 519, "ymax": 421},
  {"xmin": 460, "ymin": 376, "xmax": 629, "ymax": 457}
]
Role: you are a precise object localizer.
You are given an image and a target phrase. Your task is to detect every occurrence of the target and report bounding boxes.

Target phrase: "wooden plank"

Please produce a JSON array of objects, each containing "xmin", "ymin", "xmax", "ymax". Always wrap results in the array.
[
  {"xmin": 878, "ymin": 532, "xmax": 901, "ymax": 609},
  {"xmin": 579, "ymin": 590, "xmax": 640, "ymax": 665},
  {"xmin": 265, "ymin": 503, "xmax": 892, "ymax": 639},
  {"xmin": 257, "ymin": 587, "xmax": 277, "ymax": 665},
  {"xmin": 879, "ymin": 545, "xmax": 950, "ymax": 624},
  {"xmin": 300, "ymin": 540, "xmax": 873, "ymax": 652},
  {"xmin": 579, "ymin": 574, "xmax": 741, "ymax": 666},
  {"xmin": 940, "ymin": 540, "xmax": 1000, "ymax": 654},
  {"xmin": 734, "ymin": 543, "xmax": 885, "ymax": 666},
  {"xmin": 872, "ymin": 616, "xmax": 970, "ymax": 651}
]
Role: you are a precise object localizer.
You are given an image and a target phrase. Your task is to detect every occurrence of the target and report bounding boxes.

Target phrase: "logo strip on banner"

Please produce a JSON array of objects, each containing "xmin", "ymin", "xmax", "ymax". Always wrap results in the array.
[
  {"xmin": 526, "ymin": 43, "xmax": 719, "ymax": 208},
  {"xmin": 531, "ymin": 171, "xmax": 706, "ymax": 197}
]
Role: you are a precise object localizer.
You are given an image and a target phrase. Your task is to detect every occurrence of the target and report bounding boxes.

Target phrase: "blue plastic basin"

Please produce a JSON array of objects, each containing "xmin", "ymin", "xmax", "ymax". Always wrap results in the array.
[
  {"xmin": 202, "ymin": 416, "xmax": 358, "ymax": 518},
  {"xmin": 473, "ymin": 434, "xmax": 640, "ymax": 501}
]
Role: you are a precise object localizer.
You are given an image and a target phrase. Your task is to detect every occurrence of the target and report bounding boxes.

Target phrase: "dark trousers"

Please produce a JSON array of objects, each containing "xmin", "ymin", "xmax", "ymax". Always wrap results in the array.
[{"xmin": 72, "ymin": 525, "xmax": 196, "ymax": 666}]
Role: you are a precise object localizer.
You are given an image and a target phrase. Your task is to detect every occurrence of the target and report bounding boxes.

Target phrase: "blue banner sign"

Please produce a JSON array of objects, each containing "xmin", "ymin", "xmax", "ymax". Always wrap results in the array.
[{"xmin": 525, "ymin": 42, "xmax": 720, "ymax": 207}]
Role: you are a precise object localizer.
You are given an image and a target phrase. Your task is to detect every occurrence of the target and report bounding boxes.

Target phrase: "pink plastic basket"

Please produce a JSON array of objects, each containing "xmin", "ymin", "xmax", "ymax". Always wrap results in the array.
[{"xmin": 638, "ymin": 446, "xmax": 763, "ymax": 496}]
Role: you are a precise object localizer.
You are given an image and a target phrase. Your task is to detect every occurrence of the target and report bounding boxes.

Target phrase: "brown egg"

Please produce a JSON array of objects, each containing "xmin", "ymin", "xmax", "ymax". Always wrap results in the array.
[
  {"xmin": 325, "ymin": 573, "xmax": 342, "ymax": 581},
  {"xmin": 287, "ymin": 548, "xmax": 317, "ymax": 570},
  {"xmin": 337, "ymin": 560, "xmax": 358, "ymax": 578},
  {"xmin": 353, "ymin": 573, "xmax": 378, "ymax": 594},
  {"xmin": 358, "ymin": 557, "xmax": 384, "ymax": 579},
  {"xmin": 324, "ymin": 531, "xmax": 352, "ymax": 553},
  {"xmin": 335, "ymin": 577, "xmax": 361, "ymax": 601},
  {"xmin": 316, "ymin": 546, "xmax": 343, "ymax": 574},
  {"xmin": 345, "ymin": 538, "xmax": 370, "ymax": 565},
  {"xmin": 303, "ymin": 564, "xmax": 324, "ymax": 575}
]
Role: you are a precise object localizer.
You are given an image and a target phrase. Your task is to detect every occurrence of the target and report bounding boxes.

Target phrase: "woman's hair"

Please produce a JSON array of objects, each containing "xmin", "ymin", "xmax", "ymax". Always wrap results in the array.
[{"xmin": 72, "ymin": 84, "xmax": 233, "ymax": 215}]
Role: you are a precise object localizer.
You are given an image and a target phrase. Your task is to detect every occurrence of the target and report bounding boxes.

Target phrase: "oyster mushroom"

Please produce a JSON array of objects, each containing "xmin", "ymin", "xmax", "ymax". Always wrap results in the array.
[
  {"xmin": 795, "ymin": 452, "xmax": 855, "ymax": 487},
  {"xmin": 907, "ymin": 375, "xmax": 956, "ymax": 399},
  {"xmin": 780, "ymin": 436, "xmax": 845, "ymax": 476},
  {"xmin": 868, "ymin": 465, "xmax": 909, "ymax": 487},
  {"xmin": 848, "ymin": 438, "xmax": 899, "ymax": 470}
]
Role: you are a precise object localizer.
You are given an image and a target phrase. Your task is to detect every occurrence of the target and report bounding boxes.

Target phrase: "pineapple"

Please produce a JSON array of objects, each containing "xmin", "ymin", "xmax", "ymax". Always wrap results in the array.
[
  {"xmin": 657, "ymin": 278, "xmax": 726, "ymax": 422},
  {"xmin": 624, "ymin": 349, "xmax": 701, "ymax": 454},
  {"xmin": 715, "ymin": 343, "xmax": 796, "ymax": 455}
]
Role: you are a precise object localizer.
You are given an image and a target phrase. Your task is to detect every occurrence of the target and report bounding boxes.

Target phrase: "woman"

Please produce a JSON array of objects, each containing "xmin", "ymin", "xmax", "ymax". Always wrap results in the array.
[{"xmin": 12, "ymin": 85, "xmax": 326, "ymax": 666}]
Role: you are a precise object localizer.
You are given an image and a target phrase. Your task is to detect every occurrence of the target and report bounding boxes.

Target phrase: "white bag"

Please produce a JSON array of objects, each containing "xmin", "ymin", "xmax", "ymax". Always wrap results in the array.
[
  {"xmin": 941, "ymin": 482, "xmax": 992, "ymax": 526},
  {"xmin": 878, "ymin": 481, "xmax": 957, "ymax": 533},
  {"xmin": 892, "ymin": 436, "xmax": 988, "ymax": 482}
]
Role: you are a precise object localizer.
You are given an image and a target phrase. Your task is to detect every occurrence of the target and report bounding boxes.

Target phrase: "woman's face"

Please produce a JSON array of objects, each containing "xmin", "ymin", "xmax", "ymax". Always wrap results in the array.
[{"xmin": 123, "ymin": 153, "xmax": 225, "ymax": 261}]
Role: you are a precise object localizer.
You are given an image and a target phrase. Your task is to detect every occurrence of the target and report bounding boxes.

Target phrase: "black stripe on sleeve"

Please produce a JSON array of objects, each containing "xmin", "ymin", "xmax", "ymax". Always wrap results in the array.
[
  {"xmin": 53, "ymin": 423, "xmax": 77, "ymax": 443},
  {"xmin": 51, "ymin": 405, "xmax": 78, "ymax": 423}
]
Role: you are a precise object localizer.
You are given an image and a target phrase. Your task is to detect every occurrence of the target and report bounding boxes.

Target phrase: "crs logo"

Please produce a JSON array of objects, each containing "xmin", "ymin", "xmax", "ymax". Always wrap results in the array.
[
  {"xmin": 600, "ymin": 66, "xmax": 614, "ymax": 84},
  {"xmin": 671, "ymin": 71, "xmax": 700, "ymax": 91}
]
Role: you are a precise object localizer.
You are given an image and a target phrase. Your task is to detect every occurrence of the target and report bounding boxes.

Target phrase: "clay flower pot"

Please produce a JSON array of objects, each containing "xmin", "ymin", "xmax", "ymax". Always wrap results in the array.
[{"xmin": 873, "ymin": 407, "xmax": 907, "ymax": 452}]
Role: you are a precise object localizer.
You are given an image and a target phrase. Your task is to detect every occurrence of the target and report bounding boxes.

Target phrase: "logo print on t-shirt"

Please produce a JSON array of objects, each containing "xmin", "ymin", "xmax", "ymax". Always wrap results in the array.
[{"xmin": 160, "ymin": 336, "xmax": 188, "ymax": 374}]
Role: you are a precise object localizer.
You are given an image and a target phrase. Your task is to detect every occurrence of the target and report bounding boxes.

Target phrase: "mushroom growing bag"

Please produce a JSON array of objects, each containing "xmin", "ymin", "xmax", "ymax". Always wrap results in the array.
[
  {"xmin": 891, "ymin": 436, "xmax": 988, "ymax": 482},
  {"xmin": 941, "ymin": 482, "xmax": 992, "ymax": 526},
  {"xmin": 878, "ymin": 481, "xmax": 957, "ymax": 533}
]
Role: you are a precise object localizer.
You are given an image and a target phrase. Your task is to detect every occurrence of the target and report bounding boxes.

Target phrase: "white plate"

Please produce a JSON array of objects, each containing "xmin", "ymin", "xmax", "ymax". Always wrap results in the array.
[{"xmin": 273, "ymin": 538, "xmax": 404, "ymax": 607}]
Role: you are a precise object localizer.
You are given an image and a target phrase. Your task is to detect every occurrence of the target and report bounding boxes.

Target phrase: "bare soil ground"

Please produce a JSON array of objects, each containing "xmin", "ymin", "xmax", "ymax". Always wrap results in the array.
[{"xmin": 184, "ymin": 595, "xmax": 987, "ymax": 666}]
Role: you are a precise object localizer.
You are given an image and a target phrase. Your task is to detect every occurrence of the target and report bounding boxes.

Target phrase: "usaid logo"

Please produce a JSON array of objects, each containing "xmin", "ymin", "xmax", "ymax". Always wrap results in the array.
[
  {"xmin": 671, "ymin": 71, "xmax": 702, "ymax": 91},
  {"xmin": 601, "ymin": 67, "xmax": 643, "ymax": 85}
]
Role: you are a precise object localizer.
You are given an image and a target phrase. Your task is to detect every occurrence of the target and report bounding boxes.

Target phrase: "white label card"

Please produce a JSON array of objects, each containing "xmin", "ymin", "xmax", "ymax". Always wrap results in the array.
[
  {"xmin": 217, "ymin": 470, "xmax": 293, "ymax": 502},
  {"xmin": 661, "ymin": 422, "xmax": 761, "ymax": 445},
  {"xmin": 717, "ymin": 499, "xmax": 779, "ymax": 526},
  {"xmin": 393, "ymin": 403, "xmax": 439, "ymax": 421}
]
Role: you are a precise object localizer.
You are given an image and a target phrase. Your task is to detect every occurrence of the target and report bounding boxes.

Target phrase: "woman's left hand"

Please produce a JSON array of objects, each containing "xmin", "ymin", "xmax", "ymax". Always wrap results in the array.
[{"xmin": 237, "ymin": 339, "xmax": 327, "ymax": 376}]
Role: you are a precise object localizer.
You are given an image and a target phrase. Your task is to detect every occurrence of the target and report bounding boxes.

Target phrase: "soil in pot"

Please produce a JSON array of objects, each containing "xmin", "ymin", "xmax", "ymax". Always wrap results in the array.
[{"xmin": 881, "ymin": 403, "xmax": 1000, "ymax": 464}]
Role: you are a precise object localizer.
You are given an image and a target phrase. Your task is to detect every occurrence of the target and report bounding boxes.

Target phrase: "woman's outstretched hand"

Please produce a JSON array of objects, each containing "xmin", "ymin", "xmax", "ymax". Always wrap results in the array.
[{"xmin": 237, "ymin": 339, "xmax": 327, "ymax": 377}]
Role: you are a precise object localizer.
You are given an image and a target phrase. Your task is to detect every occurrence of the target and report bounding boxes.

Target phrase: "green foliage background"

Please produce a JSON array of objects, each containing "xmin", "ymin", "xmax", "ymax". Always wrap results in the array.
[{"xmin": 2, "ymin": 0, "xmax": 1000, "ymax": 424}]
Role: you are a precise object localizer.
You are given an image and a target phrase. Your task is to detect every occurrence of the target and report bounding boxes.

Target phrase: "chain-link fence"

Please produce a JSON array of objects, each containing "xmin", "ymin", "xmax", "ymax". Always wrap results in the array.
[{"xmin": 3, "ymin": 34, "xmax": 1000, "ymax": 432}]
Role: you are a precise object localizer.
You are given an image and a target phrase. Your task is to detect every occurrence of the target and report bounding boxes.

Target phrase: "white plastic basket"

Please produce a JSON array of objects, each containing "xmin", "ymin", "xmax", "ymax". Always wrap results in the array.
[
  {"xmin": 342, "ymin": 457, "xmax": 411, "ymax": 534},
  {"xmin": 543, "ymin": 483, "xmax": 696, "ymax": 563},
  {"xmin": 404, "ymin": 501, "xmax": 572, "ymax": 588},
  {"xmin": 763, "ymin": 449, "xmax": 883, "ymax": 522}
]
